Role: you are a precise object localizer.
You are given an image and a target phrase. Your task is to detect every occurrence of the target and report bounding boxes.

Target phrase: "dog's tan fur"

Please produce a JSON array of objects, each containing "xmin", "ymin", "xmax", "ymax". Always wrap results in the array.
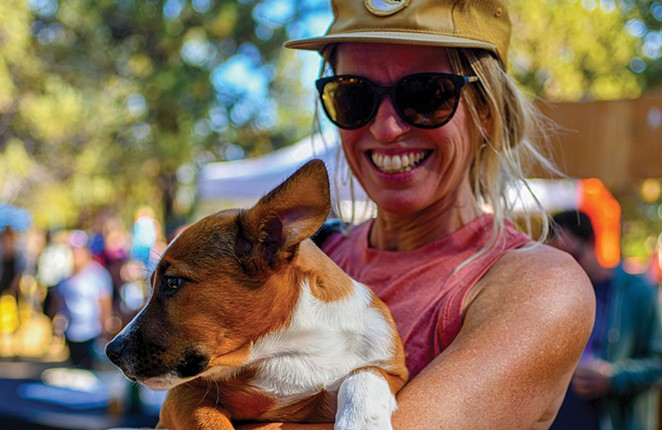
[{"xmin": 106, "ymin": 160, "xmax": 408, "ymax": 429}]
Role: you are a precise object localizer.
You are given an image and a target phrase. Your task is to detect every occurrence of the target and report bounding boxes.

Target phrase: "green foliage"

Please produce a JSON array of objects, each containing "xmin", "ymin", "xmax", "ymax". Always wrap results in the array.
[
  {"xmin": 0, "ymin": 0, "xmax": 320, "ymax": 231},
  {"xmin": 510, "ymin": 0, "xmax": 658, "ymax": 101},
  {"xmin": 0, "ymin": 0, "xmax": 659, "ymax": 233},
  {"xmin": 618, "ymin": 181, "xmax": 662, "ymax": 265}
]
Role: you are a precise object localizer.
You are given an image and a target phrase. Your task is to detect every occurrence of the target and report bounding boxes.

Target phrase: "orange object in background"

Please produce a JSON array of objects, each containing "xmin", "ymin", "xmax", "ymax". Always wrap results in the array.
[{"xmin": 578, "ymin": 178, "xmax": 621, "ymax": 268}]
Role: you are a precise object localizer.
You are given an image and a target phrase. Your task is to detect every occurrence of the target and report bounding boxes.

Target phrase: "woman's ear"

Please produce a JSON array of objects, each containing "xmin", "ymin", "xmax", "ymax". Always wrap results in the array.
[{"xmin": 479, "ymin": 107, "xmax": 493, "ymax": 142}]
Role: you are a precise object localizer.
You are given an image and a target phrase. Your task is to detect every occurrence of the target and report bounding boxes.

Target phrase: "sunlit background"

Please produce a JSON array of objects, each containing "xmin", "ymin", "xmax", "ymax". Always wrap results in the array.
[{"xmin": 0, "ymin": 0, "xmax": 661, "ymax": 428}]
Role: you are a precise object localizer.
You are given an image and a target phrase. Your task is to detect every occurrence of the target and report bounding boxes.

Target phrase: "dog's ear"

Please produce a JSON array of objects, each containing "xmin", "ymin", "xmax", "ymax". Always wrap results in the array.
[{"xmin": 237, "ymin": 159, "xmax": 331, "ymax": 273}]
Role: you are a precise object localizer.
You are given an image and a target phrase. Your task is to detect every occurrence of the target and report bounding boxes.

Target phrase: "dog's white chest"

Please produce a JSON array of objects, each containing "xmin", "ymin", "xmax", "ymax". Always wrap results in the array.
[{"xmin": 248, "ymin": 279, "xmax": 395, "ymax": 399}]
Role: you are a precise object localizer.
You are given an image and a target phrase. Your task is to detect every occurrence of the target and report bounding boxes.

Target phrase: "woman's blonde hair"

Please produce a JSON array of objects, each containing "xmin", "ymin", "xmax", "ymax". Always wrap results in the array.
[{"xmin": 447, "ymin": 48, "xmax": 560, "ymax": 252}]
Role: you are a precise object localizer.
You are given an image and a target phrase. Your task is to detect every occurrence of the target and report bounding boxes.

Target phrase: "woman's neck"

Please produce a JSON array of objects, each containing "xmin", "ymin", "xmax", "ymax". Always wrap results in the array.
[{"xmin": 369, "ymin": 183, "xmax": 483, "ymax": 252}]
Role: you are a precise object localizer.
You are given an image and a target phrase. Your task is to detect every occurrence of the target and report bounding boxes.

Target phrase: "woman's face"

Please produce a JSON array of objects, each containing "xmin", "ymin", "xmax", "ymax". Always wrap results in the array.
[{"xmin": 334, "ymin": 43, "xmax": 478, "ymax": 215}]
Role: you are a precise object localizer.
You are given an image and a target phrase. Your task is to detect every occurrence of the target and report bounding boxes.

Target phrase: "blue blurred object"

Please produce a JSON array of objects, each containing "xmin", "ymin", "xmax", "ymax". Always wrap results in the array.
[
  {"xmin": 0, "ymin": 203, "xmax": 32, "ymax": 232},
  {"xmin": 0, "ymin": 370, "xmax": 160, "ymax": 430},
  {"xmin": 18, "ymin": 382, "xmax": 110, "ymax": 410}
]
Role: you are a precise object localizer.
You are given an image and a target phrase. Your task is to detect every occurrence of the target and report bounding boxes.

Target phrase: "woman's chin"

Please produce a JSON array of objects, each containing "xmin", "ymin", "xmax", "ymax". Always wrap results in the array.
[{"xmin": 369, "ymin": 193, "xmax": 429, "ymax": 215}]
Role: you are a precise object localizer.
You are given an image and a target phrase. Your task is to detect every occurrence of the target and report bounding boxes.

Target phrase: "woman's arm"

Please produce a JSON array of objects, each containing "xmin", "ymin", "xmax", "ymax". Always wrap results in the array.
[
  {"xmin": 239, "ymin": 245, "xmax": 595, "ymax": 430},
  {"xmin": 390, "ymin": 244, "xmax": 594, "ymax": 429}
]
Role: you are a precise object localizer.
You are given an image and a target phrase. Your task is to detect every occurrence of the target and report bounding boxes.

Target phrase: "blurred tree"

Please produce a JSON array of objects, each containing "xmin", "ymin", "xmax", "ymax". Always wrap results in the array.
[
  {"xmin": 0, "ymin": 1, "xmax": 40, "ymax": 202},
  {"xmin": 0, "ymin": 0, "xmax": 327, "ymax": 231},
  {"xmin": 510, "ymin": 0, "xmax": 661, "ymax": 101},
  {"xmin": 0, "ymin": 0, "xmax": 659, "ymax": 233},
  {"xmin": 629, "ymin": 0, "xmax": 662, "ymax": 88}
]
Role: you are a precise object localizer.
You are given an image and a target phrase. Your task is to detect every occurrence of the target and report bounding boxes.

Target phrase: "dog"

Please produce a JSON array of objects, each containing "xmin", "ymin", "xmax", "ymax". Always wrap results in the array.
[{"xmin": 106, "ymin": 159, "xmax": 408, "ymax": 429}]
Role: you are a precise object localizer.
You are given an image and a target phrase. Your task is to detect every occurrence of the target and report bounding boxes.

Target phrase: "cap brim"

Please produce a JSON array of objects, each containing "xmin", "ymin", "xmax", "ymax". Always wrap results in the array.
[{"xmin": 284, "ymin": 31, "xmax": 497, "ymax": 54}]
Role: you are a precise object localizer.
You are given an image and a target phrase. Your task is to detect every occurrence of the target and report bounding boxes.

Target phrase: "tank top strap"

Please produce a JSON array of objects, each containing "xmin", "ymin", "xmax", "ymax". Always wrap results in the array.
[{"xmin": 436, "ymin": 221, "xmax": 531, "ymax": 351}]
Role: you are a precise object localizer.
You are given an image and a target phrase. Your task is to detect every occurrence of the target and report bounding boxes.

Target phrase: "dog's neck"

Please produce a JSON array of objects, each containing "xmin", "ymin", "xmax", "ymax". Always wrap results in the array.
[
  {"xmin": 197, "ymin": 239, "xmax": 356, "ymax": 376},
  {"xmin": 293, "ymin": 240, "xmax": 357, "ymax": 302}
]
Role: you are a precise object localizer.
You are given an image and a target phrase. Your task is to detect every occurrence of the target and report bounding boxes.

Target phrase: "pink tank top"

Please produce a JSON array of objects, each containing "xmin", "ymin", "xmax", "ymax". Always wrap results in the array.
[{"xmin": 323, "ymin": 214, "xmax": 531, "ymax": 378}]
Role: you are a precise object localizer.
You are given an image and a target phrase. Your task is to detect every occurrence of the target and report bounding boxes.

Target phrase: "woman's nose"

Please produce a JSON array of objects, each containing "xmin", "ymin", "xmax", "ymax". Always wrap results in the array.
[{"xmin": 368, "ymin": 96, "xmax": 411, "ymax": 142}]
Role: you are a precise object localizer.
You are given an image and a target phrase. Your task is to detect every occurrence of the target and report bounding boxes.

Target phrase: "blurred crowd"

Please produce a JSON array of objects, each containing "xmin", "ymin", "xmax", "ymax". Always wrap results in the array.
[
  {"xmin": 2, "ymin": 203, "xmax": 662, "ymax": 428},
  {"xmin": 0, "ymin": 206, "xmax": 171, "ymax": 370}
]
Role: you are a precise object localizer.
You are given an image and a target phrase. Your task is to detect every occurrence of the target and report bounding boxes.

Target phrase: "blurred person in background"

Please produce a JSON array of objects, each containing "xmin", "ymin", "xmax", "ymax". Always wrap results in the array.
[
  {"xmin": 130, "ymin": 206, "xmax": 159, "ymax": 273},
  {"xmin": 549, "ymin": 210, "xmax": 662, "ymax": 430},
  {"xmin": 51, "ymin": 230, "xmax": 113, "ymax": 369},
  {"xmin": 0, "ymin": 226, "xmax": 25, "ymax": 300},
  {"xmin": 38, "ymin": 230, "xmax": 73, "ymax": 319},
  {"xmin": 90, "ymin": 212, "xmax": 131, "ymax": 318}
]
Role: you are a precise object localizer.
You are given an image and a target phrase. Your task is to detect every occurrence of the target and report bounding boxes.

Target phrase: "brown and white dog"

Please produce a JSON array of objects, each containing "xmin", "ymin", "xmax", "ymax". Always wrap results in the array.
[{"xmin": 105, "ymin": 159, "xmax": 408, "ymax": 429}]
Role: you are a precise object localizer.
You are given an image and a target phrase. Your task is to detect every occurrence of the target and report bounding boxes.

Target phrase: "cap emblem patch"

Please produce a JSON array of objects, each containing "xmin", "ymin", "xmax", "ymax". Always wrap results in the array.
[{"xmin": 364, "ymin": 0, "xmax": 410, "ymax": 16}]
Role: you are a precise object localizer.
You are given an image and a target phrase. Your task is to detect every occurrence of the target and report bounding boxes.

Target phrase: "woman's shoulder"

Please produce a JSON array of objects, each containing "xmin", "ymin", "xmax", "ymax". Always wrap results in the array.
[
  {"xmin": 417, "ymin": 244, "xmax": 595, "ymax": 430},
  {"xmin": 490, "ymin": 242, "xmax": 593, "ymax": 301},
  {"xmin": 465, "ymin": 242, "xmax": 595, "ymax": 331},
  {"xmin": 453, "ymin": 243, "xmax": 595, "ymax": 409},
  {"xmin": 496, "ymin": 242, "xmax": 589, "ymax": 282}
]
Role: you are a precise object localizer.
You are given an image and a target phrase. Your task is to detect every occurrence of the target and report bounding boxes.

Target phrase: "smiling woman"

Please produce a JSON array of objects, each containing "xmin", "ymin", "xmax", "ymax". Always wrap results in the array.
[{"xmin": 235, "ymin": 0, "xmax": 596, "ymax": 428}]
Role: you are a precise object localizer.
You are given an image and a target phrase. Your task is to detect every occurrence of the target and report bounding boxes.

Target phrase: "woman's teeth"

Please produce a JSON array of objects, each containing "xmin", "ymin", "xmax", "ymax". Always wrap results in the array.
[{"xmin": 370, "ymin": 151, "xmax": 429, "ymax": 173}]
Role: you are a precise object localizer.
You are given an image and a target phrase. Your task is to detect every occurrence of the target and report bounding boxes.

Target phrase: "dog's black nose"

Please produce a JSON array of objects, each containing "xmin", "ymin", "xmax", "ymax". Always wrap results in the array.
[{"xmin": 105, "ymin": 336, "xmax": 127, "ymax": 366}]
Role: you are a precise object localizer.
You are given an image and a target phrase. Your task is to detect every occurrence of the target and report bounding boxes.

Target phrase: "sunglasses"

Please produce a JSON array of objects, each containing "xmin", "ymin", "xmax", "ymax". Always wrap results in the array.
[{"xmin": 316, "ymin": 73, "xmax": 479, "ymax": 130}]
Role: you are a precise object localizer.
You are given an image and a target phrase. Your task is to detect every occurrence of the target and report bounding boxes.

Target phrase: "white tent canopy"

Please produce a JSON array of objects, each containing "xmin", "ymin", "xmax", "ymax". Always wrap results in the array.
[
  {"xmin": 196, "ymin": 133, "xmax": 373, "ymax": 219},
  {"xmin": 196, "ymin": 133, "xmax": 581, "ymax": 220}
]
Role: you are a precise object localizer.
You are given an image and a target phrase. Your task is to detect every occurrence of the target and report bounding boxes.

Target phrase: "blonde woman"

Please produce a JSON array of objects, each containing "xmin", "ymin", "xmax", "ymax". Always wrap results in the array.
[{"xmin": 244, "ymin": 0, "xmax": 595, "ymax": 428}]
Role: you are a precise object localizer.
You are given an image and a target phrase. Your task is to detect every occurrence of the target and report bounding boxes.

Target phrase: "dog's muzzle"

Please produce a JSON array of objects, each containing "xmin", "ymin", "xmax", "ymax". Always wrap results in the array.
[
  {"xmin": 106, "ymin": 328, "xmax": 210, "ymax": 385},
  {"xmin": 105, "ymin": 328, "xmax": 169, "ymax": 380},
  {"xmin": 105, "ymin": 334, "xmax": 127, "ymax": 367},
  {"xmin": 105, "ymin": 333, "xmax": 139, "ymax": 381}
]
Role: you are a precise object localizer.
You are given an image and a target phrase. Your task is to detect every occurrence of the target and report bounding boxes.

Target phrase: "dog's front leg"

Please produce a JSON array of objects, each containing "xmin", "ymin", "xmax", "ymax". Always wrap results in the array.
[
  {"xmin": 157, "ymin": 384, "xmax": 235, "ymax": 430},
  {"xmin": 335, "ymin": 367, "xmax": 402, "ymax": 430}
]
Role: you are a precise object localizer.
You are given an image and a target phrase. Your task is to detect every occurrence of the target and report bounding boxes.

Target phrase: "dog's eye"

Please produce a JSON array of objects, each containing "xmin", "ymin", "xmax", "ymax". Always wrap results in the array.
[{"xmin": 164, "ymin": 276, "xmax": 185, "ymax": 292}]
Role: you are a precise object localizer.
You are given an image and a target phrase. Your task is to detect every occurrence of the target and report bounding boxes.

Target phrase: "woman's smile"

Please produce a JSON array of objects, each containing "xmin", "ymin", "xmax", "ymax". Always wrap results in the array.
[{"xmin": 368, "ymin": 150, "xmax": 432, "ymax": 174}]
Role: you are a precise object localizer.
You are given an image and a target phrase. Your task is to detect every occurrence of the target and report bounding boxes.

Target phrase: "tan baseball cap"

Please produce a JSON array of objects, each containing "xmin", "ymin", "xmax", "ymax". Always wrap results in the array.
[{"xmin": 284, "ymin": 0, "xmax": 512, "ymax": 66}]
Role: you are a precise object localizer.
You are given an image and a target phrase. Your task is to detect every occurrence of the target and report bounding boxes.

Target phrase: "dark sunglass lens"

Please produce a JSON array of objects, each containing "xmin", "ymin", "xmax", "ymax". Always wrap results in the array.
[
  {"xmin": 396, "ymin": 75, "xmax": 459, "ymax": 127},
  {"xmin": 321, "ymin": 77, "xmax": 374, "ymax": 129}
]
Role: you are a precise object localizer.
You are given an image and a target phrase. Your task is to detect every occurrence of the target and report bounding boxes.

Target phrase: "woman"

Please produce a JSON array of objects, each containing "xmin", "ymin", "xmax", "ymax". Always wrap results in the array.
[{"xmin": 245, "ymin": 0, "xmax": 595, "ymax": 428}]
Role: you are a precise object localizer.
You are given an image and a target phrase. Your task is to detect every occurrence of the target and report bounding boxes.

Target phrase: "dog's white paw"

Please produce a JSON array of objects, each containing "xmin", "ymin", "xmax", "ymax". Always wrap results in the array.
[{"xmin": 334, "ymin": 370, "xmax": 396, "ymax": 430}]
